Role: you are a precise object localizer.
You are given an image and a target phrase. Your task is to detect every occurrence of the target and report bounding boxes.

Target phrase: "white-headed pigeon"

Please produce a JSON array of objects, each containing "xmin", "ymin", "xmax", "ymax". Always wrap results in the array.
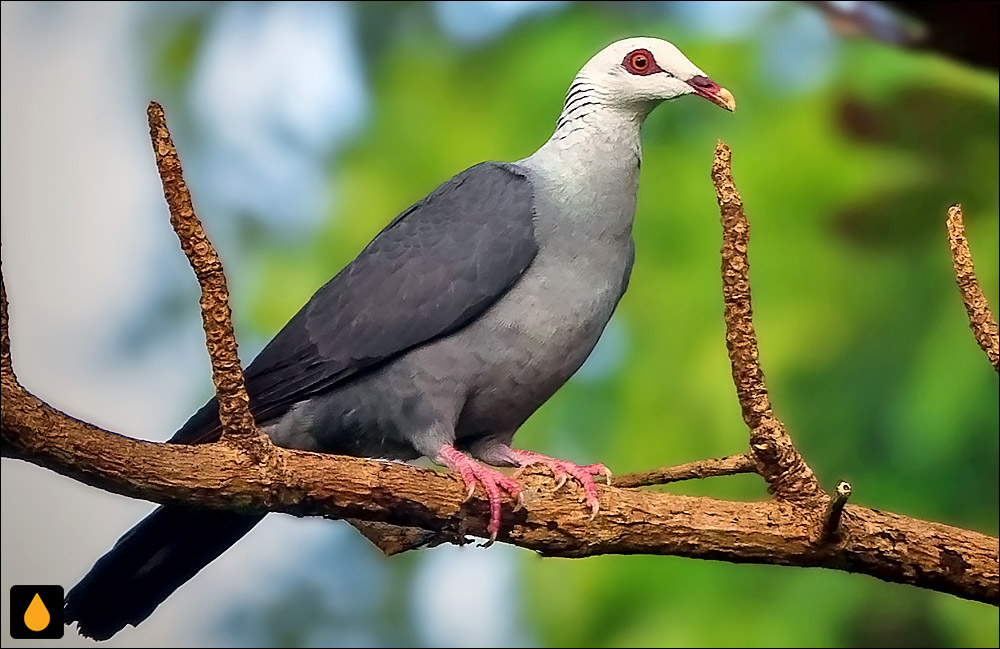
[{"xmin": 65, "ymin": 37, "xmax": 734, "ymax": 640}]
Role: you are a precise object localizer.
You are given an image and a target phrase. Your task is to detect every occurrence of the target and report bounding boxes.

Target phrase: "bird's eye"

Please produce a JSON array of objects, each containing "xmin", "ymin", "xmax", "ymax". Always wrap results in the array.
[{"xmin": 624, "ymin": 49, "xmax": 656, "ymax": 76}]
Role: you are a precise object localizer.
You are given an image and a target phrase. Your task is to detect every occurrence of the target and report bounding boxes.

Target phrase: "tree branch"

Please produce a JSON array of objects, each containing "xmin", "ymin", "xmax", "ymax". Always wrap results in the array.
[
  {"xmin": 615, "ymin": 453, "xmax": 756, "ymax": 488},
  {"xmin": 359, "ymin": 453, "xmax": 760, "ymax": 554},
  {"xmin": 1, "ymin": 109, "xmax": 996, "ymax": 608},
  {"xmin": 147, "ymin": 102, "xmax": 267, "ymax": 450},
  {"xmin": 712, "ymin": 142, "xmax": 825, "ymax": 501},
  {"xmin": 1, "ymin": 387, "xmax": 996, "ymax": 603},
  {"xmin": 946, "ymin": 204, "xmax": 999, "ymax": 372},
  {"xmin": 810, "ymin": 1, "xmax": 999, "ymax": 71},
  {"xmin": 1, "ymin": 268, "xmax": 11, "ymax": 380}
]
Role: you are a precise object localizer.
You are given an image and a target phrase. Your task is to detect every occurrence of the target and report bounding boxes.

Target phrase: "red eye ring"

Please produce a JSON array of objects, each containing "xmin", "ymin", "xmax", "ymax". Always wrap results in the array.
[{"xmin": 623, "ymin": 48, "xmax": 659, "ymax": 76}]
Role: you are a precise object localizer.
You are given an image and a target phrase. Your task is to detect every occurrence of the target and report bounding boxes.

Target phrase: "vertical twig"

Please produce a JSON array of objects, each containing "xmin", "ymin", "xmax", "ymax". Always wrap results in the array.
[
  {"xmin": 711, "ymin": 142, "xmax": 824, "ymax": 501},
  {"xmin": 946, "ymin": 205, "xmax": 999, "ymax": 372},
  {"xmin": 146, "ymin": 102, "xmax": 266, "ymax": 449}
]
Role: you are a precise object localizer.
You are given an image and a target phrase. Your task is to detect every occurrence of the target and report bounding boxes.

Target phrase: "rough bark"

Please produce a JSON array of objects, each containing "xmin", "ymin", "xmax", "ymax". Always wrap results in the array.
[
  {"xmin": 946, "ymin": 204, "xmax": 999, "ymax": 372},
  {"xmin": 2, "ymin": 383, "xmax": 996, "ymax": 603},
  {"xmin": 614, "ymin": 453, "xmax": 755, "ymax": 488},
  {"xmin": 147, "ymin": 102, "xmax": 267, "ymax": 451},
  {"xmin": 713, "ymin": 143, "xmax": 825, "ymax": 502}
]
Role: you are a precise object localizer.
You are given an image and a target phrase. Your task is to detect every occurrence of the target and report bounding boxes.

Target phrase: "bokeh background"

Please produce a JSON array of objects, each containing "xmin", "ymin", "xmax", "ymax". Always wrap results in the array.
[{"xmin": 2, "ymin": 2, "xmax": 997, "ymax": 647}]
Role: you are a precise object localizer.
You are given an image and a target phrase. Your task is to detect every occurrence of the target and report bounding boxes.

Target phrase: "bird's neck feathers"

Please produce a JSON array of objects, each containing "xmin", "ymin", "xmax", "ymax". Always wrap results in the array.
[
  {"xmin": 525, "ymin": 73, "xmax": 649, "ymax": 181},
  {"xmin": 517, "ymin": 74, "xmax": 649, "ymax": 245}
]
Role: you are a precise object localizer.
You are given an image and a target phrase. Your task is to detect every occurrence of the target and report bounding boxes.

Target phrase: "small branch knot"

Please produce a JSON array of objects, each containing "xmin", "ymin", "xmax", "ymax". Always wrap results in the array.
[{"xmin": 823, "ymin": 480, "xmax": 853, "ymax": 539}]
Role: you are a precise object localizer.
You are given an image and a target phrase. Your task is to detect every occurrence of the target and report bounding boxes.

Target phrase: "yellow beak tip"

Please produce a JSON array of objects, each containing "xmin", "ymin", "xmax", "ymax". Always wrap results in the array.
[{"xmin": 716, "ymin": 88, "xmax": 737, "ymax": 112}]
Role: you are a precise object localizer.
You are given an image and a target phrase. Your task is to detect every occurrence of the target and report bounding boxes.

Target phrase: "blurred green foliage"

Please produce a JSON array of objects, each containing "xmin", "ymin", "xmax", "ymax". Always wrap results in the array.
[{"xmin": 149, "ymin": 2, "xmax": 997, "ymax": 647}]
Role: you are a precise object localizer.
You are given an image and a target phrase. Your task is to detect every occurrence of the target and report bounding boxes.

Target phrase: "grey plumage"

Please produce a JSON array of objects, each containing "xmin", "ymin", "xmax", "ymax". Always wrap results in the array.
[
  {"xmin": 64, "ymin": 37, "xmax": 735, "ymax": 640},
  {"xmin": 174, "ymin": 161, "xmax": 539, "ymax": 453}
]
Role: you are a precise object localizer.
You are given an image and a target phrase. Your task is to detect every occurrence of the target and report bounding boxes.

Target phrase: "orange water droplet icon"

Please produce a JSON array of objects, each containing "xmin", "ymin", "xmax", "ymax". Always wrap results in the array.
[{"xmin": 24, "ymin": 592, "xmax": 51, "ymax": 632}]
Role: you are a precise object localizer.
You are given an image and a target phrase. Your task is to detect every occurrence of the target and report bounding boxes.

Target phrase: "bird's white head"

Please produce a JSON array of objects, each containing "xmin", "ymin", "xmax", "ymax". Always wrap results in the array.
[
  {"xmin": 574, "ymin": 37, "xmax": 736, "ymax": 113},
  {"xmin": 532, "ymin": 36, "xmax": 734, "ymax": 170}
]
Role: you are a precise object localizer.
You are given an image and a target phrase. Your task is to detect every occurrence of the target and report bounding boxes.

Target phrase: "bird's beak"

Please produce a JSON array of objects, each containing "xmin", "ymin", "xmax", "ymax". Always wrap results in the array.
[{"xmin": 686, "ymin": 75, "xmax": 737, "ymax": 112}]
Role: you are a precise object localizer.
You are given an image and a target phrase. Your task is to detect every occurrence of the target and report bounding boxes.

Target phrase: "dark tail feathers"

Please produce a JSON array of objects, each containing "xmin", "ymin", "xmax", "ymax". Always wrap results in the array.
[{"xmin": 64, "ymin": 505, "xmax": 263, "ymax": 640}]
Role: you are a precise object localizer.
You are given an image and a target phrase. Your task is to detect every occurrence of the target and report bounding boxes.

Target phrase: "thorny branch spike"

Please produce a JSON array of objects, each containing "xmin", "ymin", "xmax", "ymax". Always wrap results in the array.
[
  {"xmin": 711, "ymin": 141, "xmax": 825, "ymax": 501},
  {"xmin": 946, "ymin": 205, "xmax": 999, "ymax": 373},
  {"xmin": 146, "ymin": 102, "xmax": 267, "ymax": 452}
]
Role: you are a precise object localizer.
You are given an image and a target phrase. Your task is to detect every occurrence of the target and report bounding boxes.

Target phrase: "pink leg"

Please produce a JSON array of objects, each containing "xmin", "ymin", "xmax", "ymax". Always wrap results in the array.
[
  {"xmin": 437, "ymin": 445, "xmax": 523, "ymax": 546},
  {"xmin": 506, "ymin": 449, "xmax": 611, "ymax": 519}
]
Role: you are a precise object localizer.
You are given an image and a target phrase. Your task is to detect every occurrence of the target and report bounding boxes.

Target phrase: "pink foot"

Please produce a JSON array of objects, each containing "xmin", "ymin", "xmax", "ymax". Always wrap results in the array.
[
  {"xmin": 438, "ymin": 445, "xmax": 523, "ymax": 546},
  {"xmin": 507, "ymin": 449, "xmax": 611, "ymax": 519}
]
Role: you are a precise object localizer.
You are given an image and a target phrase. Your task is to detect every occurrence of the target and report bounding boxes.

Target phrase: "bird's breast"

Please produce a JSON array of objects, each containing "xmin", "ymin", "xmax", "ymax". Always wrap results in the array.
[
  {"xmin": 453, "ymin": 155, "xmax": 639, "ymax": 435},
  {"xmin": 450, "ymin": 230, "xmax": 634, "ymax": 436}
]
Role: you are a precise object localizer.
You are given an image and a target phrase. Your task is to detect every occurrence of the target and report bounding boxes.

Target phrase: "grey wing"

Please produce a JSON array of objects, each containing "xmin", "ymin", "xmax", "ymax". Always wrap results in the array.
[{"xmin": 172, "ymin": 162, "xmax": 538, "ymax": 444}]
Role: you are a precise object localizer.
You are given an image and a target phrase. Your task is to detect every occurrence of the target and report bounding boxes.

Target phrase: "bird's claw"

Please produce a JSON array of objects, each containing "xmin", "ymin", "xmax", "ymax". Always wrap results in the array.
[
  {"xmin": 508, "ymin": 450, "xmax": 609, "ymax": 521},
  {"xmin": 439, "ymin": 446, "xmax": 522, "ymax": 545},
  {"xmin": 440, "ymin": 446, "xmax": 608, "ymax": 545}
]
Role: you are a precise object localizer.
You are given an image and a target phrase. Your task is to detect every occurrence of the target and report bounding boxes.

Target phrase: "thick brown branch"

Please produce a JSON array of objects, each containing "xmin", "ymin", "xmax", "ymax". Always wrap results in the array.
[
  {"xmin": 2, "ymin": 381, "xmax": 996, "ymax": 604},
  {"xmin": 712, "ymin": 142, "xmax": 824, "ymax": 501},
  {"xmin": 358, "ymin": 453, "xmax": 759, "ymax": 556},
  {"xmin": 946, "ymin": 205, "xmax": 999, "ymax": 372},
  {"xmin": 615, "ymin": 454, "xmax": 756, "ymax": 488},
  {"xmin": 147, "ymin": 101, "xmax": 264, "ymax": 447}
]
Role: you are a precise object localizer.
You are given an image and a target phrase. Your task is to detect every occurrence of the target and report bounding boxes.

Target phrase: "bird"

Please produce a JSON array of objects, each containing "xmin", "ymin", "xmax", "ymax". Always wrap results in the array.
[{"xmin": 64, "ymin": 36, "xmax": 735, "ymax": 640}]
